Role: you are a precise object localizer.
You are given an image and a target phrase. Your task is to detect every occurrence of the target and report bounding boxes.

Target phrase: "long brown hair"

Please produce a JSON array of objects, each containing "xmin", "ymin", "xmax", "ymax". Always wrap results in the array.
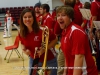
[{"xmin": 19, "ymin": 8, "xmax": 40, "ymax": 38}]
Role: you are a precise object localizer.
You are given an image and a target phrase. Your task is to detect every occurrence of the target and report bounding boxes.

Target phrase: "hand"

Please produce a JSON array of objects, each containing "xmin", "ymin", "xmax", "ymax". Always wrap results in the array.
[
  {"xmin": 23, "ymin": 49, "xmax": 30, "ymax": 56},
  {"xmin": 36, "ymin": 47, "xmax": 45, "ymax": 57},
  {"xmin": 26, "ymin": 49, "xmax": 30, "ymax": 55}
]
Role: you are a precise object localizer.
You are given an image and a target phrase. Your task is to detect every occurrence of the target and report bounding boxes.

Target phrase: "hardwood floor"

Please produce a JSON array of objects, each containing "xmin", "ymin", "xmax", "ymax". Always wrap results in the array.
[
  {"xmin": 0, "ymin": 30, "xmax": 28, "ymax": 75},
  {"xmin": 0, "ymin": 30, "xmax": 100, "ymax": 75}
]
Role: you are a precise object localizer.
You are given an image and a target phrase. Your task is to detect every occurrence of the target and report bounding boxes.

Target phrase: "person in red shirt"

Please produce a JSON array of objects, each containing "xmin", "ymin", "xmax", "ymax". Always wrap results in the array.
[
  {"xmin": 39, "ymin": 4, "xmax": 55, "ymax": 31},
  {"xmin": 90, "ymin": 0, "xmax": 100, "ymax": 73},
  {"xmin": 19, "ymin": 8, "xmax": 57, "ymax": 75},
  {"xmin": 52, "ymin": 6, "xmax": 59, "ymax": 21},
  {"xmin": 34, "ymin": 2, "xmax": 42, "ymax": 23},
  {"xmin": 90, "ymin": 0, "xmax": 100, "ymax": 37},
  {"xmin": 60, "ymin": 0, "xmax": 83, "ymax": 25},
  {"xmin": 54, "ymin": 0, "xmax": 76, "ymax": 36},
  {"xmin": 56, "ymin": 5, "xmax": 98, "ymax": 75},
  {"xmin": 54, "ymin": 0, "xmax": 76, "ymax": 75},
  {"xmin": 74, "ymin": 0, "xmax": 83, "ymax": 26}
]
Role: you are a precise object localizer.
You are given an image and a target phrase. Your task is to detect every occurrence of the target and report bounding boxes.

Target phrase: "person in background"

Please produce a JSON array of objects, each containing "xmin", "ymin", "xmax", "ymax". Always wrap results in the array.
[
  {"xmin": 34, "ymin": 2, "xmax": 41, "ymax": 23},
  {"xmin": 81, "ymin": 2, "xmax": 91, "ymax": 30},
  {"xmin": 19, "ymin": 8, "xmax": 58, "ymax": 75},
  {"xmin": 52, "ymin": 6, "xmax": 59, "ymax": 21},
  {"xmin": 90, "ymin": 0, "xmax": 100, "ymax": 73},
  {"xmin": 5, "ymin": 10, "xmax": 11, "ymax": 17},
  {"xmin": 54, "ymin": 0, "xmax": 76, "ymax": 35},
  {"xmin": 56, "ymin": 5, "xmax": 98, "ymax": 75},
  {"xmin": 74, "ymin": 0, "xmax": 83, "ymax": 26},
  {"xmin": 60, "ymin": 0, "xmax": 83, "ymax": 26},
  {"xmin": 3, "ymin": 11, "xmax": 13, "ymax": 37},
  {"xmin": 55, "ymin": 0, "xmax": 76, "ymax": 75},
  {"xmin": 39, "ymin": 4, "xmax": 55, "ymax": 31}
]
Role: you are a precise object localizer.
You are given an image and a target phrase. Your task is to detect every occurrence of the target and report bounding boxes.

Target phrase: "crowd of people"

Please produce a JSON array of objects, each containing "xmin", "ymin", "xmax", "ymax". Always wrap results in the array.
[
  {"xmin": 19, "ymin": 0, "xmax": 100, "ymax": 75},
  {"xmin": 1, "ymin": 0, "xmax": 100, "ymax": 75}
]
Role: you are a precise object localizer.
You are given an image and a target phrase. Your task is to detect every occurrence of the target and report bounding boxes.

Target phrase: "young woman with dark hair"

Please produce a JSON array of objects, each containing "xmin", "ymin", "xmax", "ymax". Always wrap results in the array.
[{"xmin": 19, "ymin": 8, "xmax": 58, "ymax": 75}]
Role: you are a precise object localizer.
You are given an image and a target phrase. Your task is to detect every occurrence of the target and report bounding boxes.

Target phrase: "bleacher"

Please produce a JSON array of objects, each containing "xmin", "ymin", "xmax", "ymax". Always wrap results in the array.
[{"xmin": 0, "ymin": 6, "xmax": 34, "ymax": 31}]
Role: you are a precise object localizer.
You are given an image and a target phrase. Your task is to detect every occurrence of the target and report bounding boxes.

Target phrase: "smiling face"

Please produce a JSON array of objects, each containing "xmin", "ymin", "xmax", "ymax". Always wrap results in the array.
[
  {"xmin": 57, "ymin": 11, "xmax": 71, "ymax": 29},
  {"xmin": 23, "ymin": 12, "xmax": 34, "ymax": 28}
]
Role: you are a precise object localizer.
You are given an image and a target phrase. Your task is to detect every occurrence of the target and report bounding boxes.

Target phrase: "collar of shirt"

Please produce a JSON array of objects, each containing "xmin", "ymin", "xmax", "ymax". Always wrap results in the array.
[
  {"xmin": 43, "ymin": 13, "xmax": 51, "ymax": 20},
  {"xmin": 62, "ymin": 22, "xmax": 74, "ymax": 36}
]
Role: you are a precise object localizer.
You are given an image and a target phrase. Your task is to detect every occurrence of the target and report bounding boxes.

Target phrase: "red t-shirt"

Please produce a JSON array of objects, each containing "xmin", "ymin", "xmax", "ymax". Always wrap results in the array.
[
  {"xmin": 91, "ymin": 1, "xmax": 100, "ymax": 21},
  {"xmin": 74, "ymin": 2, "xmax": 83, "ymax": 26},
  {"xmin": 61, "ymin": 22, "xmax": 98, "ymax": 75},
  {"xmin": 36, "ymin": 14, "xmax": 42, "ymax": 23},
  {"xmin": 42, "ymin": 13, "xmax": 55, "ymax": 30},
  {"xmin": 19, "ymin": 28, "xmax": 56, "ymax": 62}
]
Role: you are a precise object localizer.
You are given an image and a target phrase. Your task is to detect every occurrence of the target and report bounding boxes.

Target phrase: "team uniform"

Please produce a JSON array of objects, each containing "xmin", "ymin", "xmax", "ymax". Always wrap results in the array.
[
  {"xmin": 36, "ymin": 14, "xmax": 42, "ymax": 23},
  {"xmin": 74, "ymin": 1, "xmax": 83, "ymax": 26},
  {"xmin": 19, "ymin": 27, "xmax": 57, "ymax": 75},
  {"xmin": 61, "ymin": 22, "xmax": 98, "ymax": 75},
  {"xmin": 91, "ymin": 1, "xmax": 100, "ymax": 21},
  {"xmin": 3, "ymin": 17, "xmax": 13, "ymax": 37},
  {"xmin": 54, "ymin": 1, "xmax": 83, "ymax": 35},
  {"xmin": 41, "ymin": 13, "xmax": 55, "ymax": 31}
]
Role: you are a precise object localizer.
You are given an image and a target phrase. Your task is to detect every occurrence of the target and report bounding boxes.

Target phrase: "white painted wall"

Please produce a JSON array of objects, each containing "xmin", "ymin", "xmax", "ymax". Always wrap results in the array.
[
  {"xmin": 52, "ymin": 0, "xmax": 63, "ymax": 10},
  {"xmin": 80, "ymin": 0, "xmax": 90, "ymax": 4},
  {"xmin": 0, "ymin": 0, "xmax": 63, "ymax": 12},
  {"xmin": 0, "ymin": 0, "xmax": 90, "ymax": 10},
  {"xmin": 0, "ymin": 0, "xmax": 39, "ymax": 8},
  {"xmin": 40, "ymin": 0, "xmax": 53, "ymax": 10}
]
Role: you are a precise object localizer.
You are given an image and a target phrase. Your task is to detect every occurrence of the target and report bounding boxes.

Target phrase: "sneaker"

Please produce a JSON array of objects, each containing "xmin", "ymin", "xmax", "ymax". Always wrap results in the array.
[{"xmin": 3, "ymin": 35, "xmax": 8, "ymax": 38}]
